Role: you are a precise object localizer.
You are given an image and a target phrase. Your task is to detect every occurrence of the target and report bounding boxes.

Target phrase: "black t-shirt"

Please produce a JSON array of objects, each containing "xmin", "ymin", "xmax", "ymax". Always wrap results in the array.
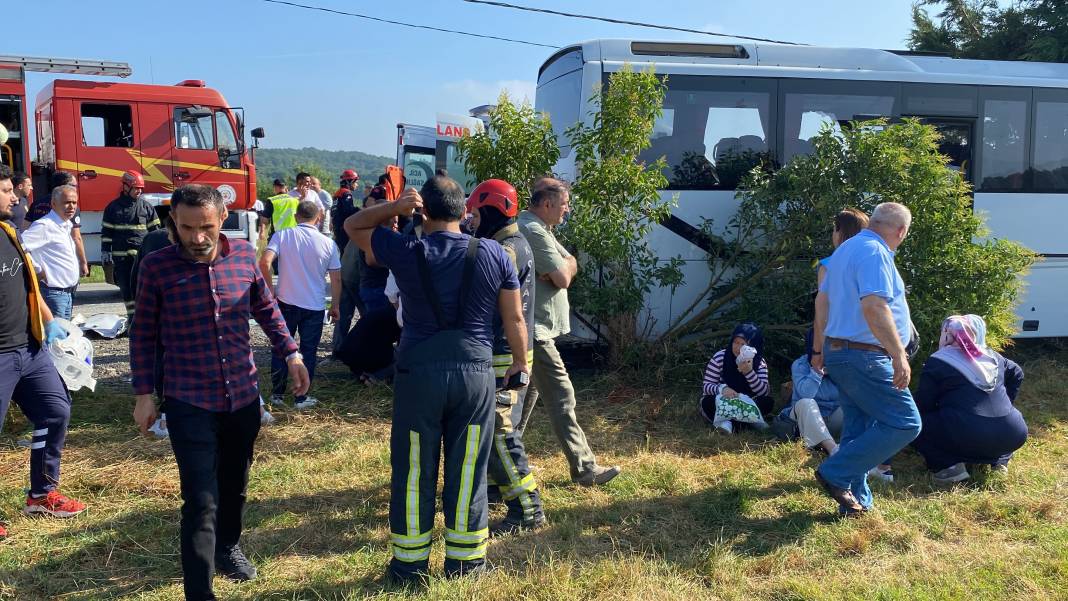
[{"xmin": 0, "ymin": 233, "xmax": 30, "ymax": 352}]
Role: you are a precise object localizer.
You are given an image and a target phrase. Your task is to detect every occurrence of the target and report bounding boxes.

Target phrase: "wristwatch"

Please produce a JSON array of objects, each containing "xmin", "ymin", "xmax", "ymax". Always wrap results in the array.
[{"xmin": 285, "ymin": 351, "xmax": 304, "ymax": 363}]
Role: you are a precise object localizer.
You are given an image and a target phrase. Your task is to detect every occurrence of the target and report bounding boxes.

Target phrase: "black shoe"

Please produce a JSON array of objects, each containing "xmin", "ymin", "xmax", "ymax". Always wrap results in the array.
[
  {"xmin": 489, "ymin": 515, "xmax": 546, "ymax": 537},
  {"xmin": 814, "ymin": 469, "xmax": 864, "ymax": 514},
  {"xmin": 573, "ymin": 465, "xmax": 621, "ymax": 487},
  {"xmin": 385, "ymin": 565, "xmax": 428, "ymax": 589},
  {"xmin": 444, "ymin": 561, "xmax": 487, "ymax": 579},
  {"xmin": 215, "ymin": 544, "xmax": 257, "ymax": 581}
]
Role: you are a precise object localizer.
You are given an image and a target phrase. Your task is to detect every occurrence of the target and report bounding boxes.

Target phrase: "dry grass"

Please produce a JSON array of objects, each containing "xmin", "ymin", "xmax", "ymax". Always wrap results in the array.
[{"xmin": 0, "ymin": 347, "xmax": 1066, "ymax": 600}]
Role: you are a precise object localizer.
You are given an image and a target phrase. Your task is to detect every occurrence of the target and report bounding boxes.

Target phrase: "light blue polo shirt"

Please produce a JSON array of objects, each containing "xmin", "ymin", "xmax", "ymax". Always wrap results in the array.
[{"xmin": 821, "ymin": 229, "xmax": 910, "ymax": 347}]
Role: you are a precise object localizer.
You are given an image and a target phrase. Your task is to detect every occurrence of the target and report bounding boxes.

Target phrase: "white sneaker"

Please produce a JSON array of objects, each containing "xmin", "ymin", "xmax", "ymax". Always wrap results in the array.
[
  {"xmin": 149, "ymin": 418, "xmax": 169, "ymax": 439},
  {"xmin": 933, "ymin": 462, "xmax": 970, "ymax": 484},
  {"xmin": 868, "ymin": 466, "xmax": 894, "ymax": 483},
  {"xmin": 270, "ymin": 394, "xmax": 285, "ymax": 406},
  {"xmin": 293, "ymin": 396, "xmax": 318, "ymax": 410}
]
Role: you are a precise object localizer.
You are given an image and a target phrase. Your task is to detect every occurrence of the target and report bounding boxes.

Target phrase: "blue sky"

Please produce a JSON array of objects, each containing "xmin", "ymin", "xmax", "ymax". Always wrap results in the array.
[{"xmin": 12, "ymin": 0, "xmax": 917, "ymax": 157}]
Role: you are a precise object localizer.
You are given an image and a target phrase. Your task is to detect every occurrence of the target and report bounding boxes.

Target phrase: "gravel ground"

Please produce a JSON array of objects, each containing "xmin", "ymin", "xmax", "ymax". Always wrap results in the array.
[{"xmin": 74, "ymin": 283, "xmax": 342, "ymax": 387}]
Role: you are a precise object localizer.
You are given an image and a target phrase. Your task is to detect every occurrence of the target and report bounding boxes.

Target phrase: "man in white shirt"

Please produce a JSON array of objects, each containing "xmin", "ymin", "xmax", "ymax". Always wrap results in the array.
[
  {"xmin": 21, "ymin": 185, "xmax": 80, "ymax": 320},
  {"xmin": 310, "ymin": 176, "xmax": 332, "ymax": 234},
  {"xmin": 259, "ymin": 199, "xmax": 341, "ymax": 410}
]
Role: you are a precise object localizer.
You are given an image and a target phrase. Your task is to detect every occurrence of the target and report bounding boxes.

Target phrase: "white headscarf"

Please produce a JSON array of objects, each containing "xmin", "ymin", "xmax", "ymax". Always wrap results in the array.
[{"xmin": 931, "ymin": 314, "xmax": 999, "ymax": 391}]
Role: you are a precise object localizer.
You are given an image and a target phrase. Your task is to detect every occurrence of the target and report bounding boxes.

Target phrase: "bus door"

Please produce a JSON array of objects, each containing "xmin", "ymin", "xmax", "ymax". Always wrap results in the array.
[
  {"xmin": 74, "ymin": 100, "xmax": 141, "ymax": 209},
  {"xmin": 170, "ymin": 105, "xmax": 246, "ymax": 207}
]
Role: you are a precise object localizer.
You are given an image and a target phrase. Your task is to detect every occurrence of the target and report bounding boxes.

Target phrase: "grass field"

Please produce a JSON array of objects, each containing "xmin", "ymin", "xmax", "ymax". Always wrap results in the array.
[{"xmin": 0, "ymin": 347, "xmax": 1065, "ymax": 600}]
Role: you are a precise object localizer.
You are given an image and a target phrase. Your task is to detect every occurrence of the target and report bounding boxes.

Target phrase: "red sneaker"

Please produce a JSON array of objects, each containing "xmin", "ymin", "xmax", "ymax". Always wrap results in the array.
[{"xmin": 24, "ymin": 491, "xmax": 87, "ymax": 518}]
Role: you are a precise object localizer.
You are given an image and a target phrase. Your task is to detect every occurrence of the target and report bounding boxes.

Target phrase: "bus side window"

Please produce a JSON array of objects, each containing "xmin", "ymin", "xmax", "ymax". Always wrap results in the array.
[{"xmin": 81, "ymin": 103, "xmax": 134, "ymax": 148}]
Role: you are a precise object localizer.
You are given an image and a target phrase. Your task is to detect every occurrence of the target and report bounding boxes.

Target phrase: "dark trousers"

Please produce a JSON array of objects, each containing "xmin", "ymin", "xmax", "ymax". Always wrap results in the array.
[
  {"xmin": 0, "ymin": 344, "xmax": 71, "ymax": 495},
  {"xmin": 912, "ymin": 408, "xmax": 1028, "ymax": 472},
  {"xmin": 388, "ymin": 332, "xmax": 495, "ymax": 578},
  {"xmin": 487, "ymin": 387, "xmax": 543, "ymax": 525},
  {"xmin": 113, "ymin": 256, "xmax": 137, "ymax": 321},
  {"xmin": 165, "ymin": 399, "xmax": 260, "ymax": 601},
  {"xmin": 270, "ymin": 301, "xmax": 323, "ymax": 401}
]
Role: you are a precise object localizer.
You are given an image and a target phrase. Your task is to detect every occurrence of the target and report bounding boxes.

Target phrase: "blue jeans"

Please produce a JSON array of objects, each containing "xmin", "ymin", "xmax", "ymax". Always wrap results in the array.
[
  {"xmin": 271, "ymin": 301, "xmax": 324, "ymax": 401},
  {"xmin": 41, "ymin": 285, "xmax": 74, "ymax": 321},
  {"xmin": 818, "ymin": 346, "xmax": 921, "ymax": 509}
]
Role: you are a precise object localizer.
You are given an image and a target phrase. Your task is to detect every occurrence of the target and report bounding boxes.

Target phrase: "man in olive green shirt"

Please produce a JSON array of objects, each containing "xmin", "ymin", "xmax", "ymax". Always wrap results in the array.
[{"xmin": 516, "ymin": 178, "xmax": 620, "ymax": 487}]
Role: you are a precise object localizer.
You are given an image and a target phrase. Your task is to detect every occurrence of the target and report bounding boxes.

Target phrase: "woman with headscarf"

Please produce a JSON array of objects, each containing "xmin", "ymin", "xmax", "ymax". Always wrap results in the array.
[
  {"xmin": 911, "ymin": 314, "xmax": 1027, "ymax": 483},
  {"xmin": 698, "ymin": 323, "xmax": 772, "ymax": 433}
]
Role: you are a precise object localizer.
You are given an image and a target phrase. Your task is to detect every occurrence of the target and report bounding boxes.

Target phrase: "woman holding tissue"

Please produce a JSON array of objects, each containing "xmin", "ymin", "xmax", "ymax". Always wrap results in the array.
[{"xmin": 698, "ymin": 322, "xmax": 772, "ymax": 433}]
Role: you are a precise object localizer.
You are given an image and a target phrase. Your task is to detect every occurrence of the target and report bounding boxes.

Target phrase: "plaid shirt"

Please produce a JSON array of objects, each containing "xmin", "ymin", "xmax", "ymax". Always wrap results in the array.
[{"xmin": 131, "ymin": 235, "xmax": 298, "ymax": 412}]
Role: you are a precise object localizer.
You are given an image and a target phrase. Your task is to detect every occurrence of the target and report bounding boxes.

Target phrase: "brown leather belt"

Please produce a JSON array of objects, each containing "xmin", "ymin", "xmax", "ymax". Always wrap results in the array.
[{"xmin": 826, "ymin": 337, "xmax": 889, "ymax": 356}]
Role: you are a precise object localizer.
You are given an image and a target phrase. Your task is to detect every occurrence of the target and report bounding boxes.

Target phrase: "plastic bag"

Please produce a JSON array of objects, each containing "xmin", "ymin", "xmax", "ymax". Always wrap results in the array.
[
  {"xmin": 713, "ymin": 391, "xmax": 766, "ymax": 427},
  {"xmin": 736, "ymin": 345, "xmax": 757, "ymax": 364},
  {"xmin": 47, "ymin": 318, "xmax": 97, "ymax": 392}
]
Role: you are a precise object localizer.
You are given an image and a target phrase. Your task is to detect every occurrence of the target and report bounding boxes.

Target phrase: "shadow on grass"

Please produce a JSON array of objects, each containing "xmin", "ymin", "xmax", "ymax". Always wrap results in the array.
[
  {"xmin": 489, "ymin": 480, "xmax": 837, "ymax": 572},
  {"xmin": 2, "ymin": 485, "xmax": 391, "ymax": 600}
]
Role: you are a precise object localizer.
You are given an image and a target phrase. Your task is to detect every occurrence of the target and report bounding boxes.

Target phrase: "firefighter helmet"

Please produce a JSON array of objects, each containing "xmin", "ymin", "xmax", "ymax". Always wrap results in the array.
[
  {"xmin": 122, "ymin": 170, "xmax": 145, "ymax": 188},
  {"xmin": 340, "ymin": 169, "xmax": 359, "ymax": 181},
  {"xmin": 466, "ymin": 179, "xmax": 518, "ymax": 218}
]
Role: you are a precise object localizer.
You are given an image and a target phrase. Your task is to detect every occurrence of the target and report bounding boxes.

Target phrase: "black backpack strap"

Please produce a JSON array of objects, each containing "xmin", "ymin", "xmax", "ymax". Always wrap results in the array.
[
  {"xmin": 414, "ymin": 241, "xmax": 448, "ymax": 330},
  {"xmin": 450, "ymin": 237, "xmax": 480, "ymax": 328}
]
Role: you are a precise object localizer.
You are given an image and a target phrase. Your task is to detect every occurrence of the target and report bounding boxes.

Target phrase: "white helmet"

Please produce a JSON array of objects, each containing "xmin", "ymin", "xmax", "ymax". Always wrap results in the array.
[{"xmin": 47, "ymin": 318, "xmax": 96, "ymax": 392}]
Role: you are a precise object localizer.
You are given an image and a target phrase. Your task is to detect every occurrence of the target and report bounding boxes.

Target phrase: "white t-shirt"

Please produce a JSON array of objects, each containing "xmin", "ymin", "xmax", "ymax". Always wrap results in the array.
[
  {"xmin": 267, "ymin": 223, "xmax": 341, "ymax": 311},
  {"xmin": 385, "ymin": 271, "xmax": 403, "ymax": 326}
]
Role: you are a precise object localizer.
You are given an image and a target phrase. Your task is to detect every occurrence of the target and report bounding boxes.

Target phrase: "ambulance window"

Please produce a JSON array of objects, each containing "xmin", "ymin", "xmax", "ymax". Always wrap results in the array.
[
  {"xmin": 174, "ymin": 107, "xmax": 215, "ymax": 150},
  {"xmin": 80, "ymin": 104, "xmax": 134, "ymax": 148}
]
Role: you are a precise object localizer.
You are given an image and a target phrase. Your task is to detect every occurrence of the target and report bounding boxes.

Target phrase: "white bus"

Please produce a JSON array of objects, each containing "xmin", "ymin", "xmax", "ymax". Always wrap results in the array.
[{"xmin": 535, "ymin": 39, "xmax": 1068, "ymax": 338}]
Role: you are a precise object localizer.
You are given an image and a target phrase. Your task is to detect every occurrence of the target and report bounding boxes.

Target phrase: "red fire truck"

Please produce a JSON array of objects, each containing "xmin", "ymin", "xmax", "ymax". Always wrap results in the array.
[{"xmin": 0, "ymin": 55, "xmax": 263, "ymax": 262}]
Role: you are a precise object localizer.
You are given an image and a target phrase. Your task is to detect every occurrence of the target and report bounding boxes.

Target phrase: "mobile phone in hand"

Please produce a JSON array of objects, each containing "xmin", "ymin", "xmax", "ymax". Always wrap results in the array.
[{"xmin": 503, "ymin": 371, "xmax": 529, "ymax": 390}]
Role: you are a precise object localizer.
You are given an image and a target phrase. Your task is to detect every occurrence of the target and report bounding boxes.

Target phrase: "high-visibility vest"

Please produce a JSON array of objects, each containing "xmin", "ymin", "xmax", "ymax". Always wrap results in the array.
[{"xmin": 269, "ymin": 193, "xmax": 299, "ymax": 232}]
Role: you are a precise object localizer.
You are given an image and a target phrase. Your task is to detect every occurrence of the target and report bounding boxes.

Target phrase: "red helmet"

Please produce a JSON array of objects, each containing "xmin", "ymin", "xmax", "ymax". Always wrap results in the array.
[
  {"xmin": 122, "ymin": 170, "xmax": 145, "ymax": 188},
  {"xmin": 467, "ymin": 179, "xmax": 518, "ymax": 218},
  {"xmin": 340, "ymin": 169, "xmax": 359, "ymax": 181}
]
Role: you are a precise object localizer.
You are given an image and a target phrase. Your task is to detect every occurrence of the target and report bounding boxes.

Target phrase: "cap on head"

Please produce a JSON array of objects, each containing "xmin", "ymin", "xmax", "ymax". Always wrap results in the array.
[
  {"xmin": 341, "ymin": 169, "xmax": 359, "ymax": 181},
  {"xmin": 466, "ymin": 179, "xmax": 518, "ymax": 218},
  {"xmin": 272, "ymin": 178, "xmax": 286, "ymax": 187},
  {"xmin": 122, "ymin": 170, "xmax": 145, "ymax": 188}
]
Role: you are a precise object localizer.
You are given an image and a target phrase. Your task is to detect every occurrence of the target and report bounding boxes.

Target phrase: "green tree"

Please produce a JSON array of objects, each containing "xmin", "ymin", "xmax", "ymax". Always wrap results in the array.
[
  {"xmin": 455, "ymin": 92, "xmax": 560, "ymax": 204},
  {"xmin": 909, "ymin": 0, "xmax": 1068, "ymax": 61},
  {"xmin": 563, "ymin": 65, "xmax": 681, "ymax": 364},
  {"xmin": 661, "ymin": 119, "xmax": 1035, "ymax": 367}
]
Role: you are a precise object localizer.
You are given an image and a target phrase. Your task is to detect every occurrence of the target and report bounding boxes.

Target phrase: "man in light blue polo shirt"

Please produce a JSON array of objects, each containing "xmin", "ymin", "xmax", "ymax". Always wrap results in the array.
[{"xmin": 815, "ymin": 202, "xmax": 922, "ymax": 516}]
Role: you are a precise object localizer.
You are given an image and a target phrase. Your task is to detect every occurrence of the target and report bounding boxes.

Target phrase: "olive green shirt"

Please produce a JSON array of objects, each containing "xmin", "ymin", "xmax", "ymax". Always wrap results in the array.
[{"xmin": 517, "ymin": 210, "xmax": 571, "ymax": 341}]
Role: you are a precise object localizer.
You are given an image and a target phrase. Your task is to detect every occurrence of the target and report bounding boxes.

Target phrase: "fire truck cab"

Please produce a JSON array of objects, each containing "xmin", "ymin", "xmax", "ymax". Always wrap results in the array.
[{"xmin": 35, "ymin": 78, "xmax": 259, "ymax": 262}]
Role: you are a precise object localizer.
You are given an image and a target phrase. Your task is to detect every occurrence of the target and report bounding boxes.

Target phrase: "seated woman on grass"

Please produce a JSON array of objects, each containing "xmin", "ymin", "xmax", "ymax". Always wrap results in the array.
[
  {"xmin": 698, "ymin": 323, "xmax": 772, "ymax": 433},
  {"xmin": 772, "ymin": 330, "xmax": 842, "ymax": 455},
  {"xmin": 911, "ymin": 314, "xmax": 1027, "ymax": 484}
]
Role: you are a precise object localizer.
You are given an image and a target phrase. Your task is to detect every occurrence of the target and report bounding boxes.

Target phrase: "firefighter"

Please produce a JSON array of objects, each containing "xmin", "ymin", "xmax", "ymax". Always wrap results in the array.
[
  {"xmin": 466, "ymin": 179, "xmax": 544, "ymax": 534},
  {"xmin": 101, "ymin": 170, "xmax": 160, "ymax": 323},
  {"xmin": 332, "ymin": 169, "xmax": 360, "ymax": 253},
  {"xmin": 344, "ymin": 175, "xmax": 529, "ymax": 583}
]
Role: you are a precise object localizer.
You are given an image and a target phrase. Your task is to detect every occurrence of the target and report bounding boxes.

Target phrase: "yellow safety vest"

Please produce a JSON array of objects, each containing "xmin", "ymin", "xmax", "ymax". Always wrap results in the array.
[{"xmin": 269, "ymin": 193, "xmax": 299, "ymax": 232}]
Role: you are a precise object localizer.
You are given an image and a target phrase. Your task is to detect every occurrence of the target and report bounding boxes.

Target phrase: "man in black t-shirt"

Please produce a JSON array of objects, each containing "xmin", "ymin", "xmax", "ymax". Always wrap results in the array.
[{"xmin": 0, "ymin": 166, "xmax": 87, "ymax": 539}]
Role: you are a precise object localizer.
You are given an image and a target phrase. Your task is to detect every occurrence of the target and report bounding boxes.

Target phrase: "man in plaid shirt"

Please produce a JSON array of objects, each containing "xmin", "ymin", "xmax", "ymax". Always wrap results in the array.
[{"xmin": 131, "ymin": 184, "xmax": 309, "ymax": 601}]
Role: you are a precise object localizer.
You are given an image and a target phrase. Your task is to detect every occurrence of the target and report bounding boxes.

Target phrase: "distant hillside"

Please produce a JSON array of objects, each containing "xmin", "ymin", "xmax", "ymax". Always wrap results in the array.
[{"xmin": 254, "ymin": 147, "xmax": 393, "ymax": 183}]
